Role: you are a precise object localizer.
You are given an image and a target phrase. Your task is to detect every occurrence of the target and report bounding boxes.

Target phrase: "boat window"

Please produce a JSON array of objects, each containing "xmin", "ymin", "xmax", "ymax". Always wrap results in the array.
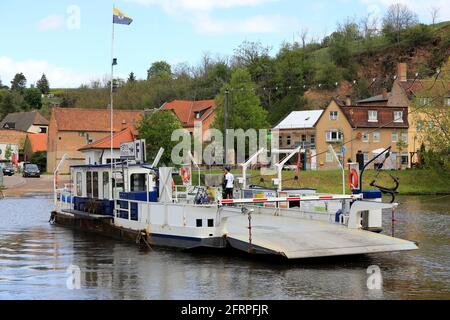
[
  {"xmin": 196, "ymin": 219, "xmax": 203, "ymax": 227},
  {"xmin": 131, "ymin": 174, "xmax": 147, "ymax": 192},
  {"xmin": 208, "ymin": 219, "xmax": 214, "ymax": 227},
  {"xmin": 86, "ymin": 172, "xmax": 93, "ymax": 198},
  {"xmin": 93, "ymin": 172, "xmax": 99, "ymax": 198},
  {"xmin": 76, "ymin": 172, "xmax": 82, "ymax": 196},
  {"xmin": 103, "ymin": 172, "xmax": 109, "ymax": 199}
]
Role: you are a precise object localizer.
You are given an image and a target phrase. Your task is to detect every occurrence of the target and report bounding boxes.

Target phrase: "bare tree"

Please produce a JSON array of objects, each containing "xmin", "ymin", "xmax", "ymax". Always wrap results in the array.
[
  {"xmin": 430, "ymin": 7, "xmax": 440, "ymax": 25},
  {"xmin": 360, "ymin": 13, "xmax": 379, "ymax": 38},
  {"xmin": 300, "ymin": 27, "xmax": 308, "ymax": 48},
  {"xmin": 382, "ymin": 3, "xmax": 419, "ymax": 44}
]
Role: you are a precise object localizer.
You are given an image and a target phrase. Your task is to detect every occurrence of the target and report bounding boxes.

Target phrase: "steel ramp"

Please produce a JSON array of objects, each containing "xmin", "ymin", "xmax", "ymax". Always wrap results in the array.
[{"xmin": 224, "ymin": 215, "xmax": 418, "ymax": 259}]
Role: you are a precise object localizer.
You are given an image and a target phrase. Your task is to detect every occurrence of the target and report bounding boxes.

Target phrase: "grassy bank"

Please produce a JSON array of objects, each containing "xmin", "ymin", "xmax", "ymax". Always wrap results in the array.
[{"xmin": 192, "ymin": 168, "xmax": 450, "ymax": 195}]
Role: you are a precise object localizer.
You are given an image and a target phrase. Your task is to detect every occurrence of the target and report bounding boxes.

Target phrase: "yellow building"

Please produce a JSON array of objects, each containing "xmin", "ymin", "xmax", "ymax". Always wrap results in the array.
[{"xmin": 315, "ymin": 98, "xmax": 409, "ymax": 170}]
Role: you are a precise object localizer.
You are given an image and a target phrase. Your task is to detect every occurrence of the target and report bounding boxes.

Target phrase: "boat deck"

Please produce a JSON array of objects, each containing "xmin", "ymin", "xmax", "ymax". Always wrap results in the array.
[{"xmin": 225, "ymin": 215, "xmax": 418, "ymax": 259}]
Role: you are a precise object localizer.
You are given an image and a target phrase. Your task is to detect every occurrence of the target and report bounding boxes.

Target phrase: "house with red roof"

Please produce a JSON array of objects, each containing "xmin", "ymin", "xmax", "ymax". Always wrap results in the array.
[
  {"xmin": 315, "ymin": 97, "xmax": 409, "ymax": 170},
  {"xmin": 78, "ymin": 127, "xmax": 137, "ymax": 165},
  {"xmin": 47, "ymin": 107, "xmax": 144, "ymax": 173},
  {"xmin": 161, "ymin": 99, "xmax": 216, "ymax": 141}
]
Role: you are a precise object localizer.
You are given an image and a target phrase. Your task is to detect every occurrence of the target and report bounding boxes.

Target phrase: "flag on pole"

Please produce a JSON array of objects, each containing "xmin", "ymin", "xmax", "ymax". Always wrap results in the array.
[{"xmin": 113, "ymin": 7, "xmax": 133, "ymax": 25}]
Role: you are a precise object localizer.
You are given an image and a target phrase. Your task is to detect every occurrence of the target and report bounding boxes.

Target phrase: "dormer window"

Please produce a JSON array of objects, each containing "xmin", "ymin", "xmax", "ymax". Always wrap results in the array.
[
  {"xmin": 394, "ymin": 111, "xmax": 403, "ymax": 123},
  {"xmin": 368, "ymin": 110, "xmax": 378, "ymax": 122}
]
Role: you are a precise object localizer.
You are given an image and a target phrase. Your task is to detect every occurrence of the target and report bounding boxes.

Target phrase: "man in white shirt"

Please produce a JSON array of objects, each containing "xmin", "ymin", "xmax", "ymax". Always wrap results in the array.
[{"xmin": 223, "ymin": 166, "xmax": 234, "ymax": 199}]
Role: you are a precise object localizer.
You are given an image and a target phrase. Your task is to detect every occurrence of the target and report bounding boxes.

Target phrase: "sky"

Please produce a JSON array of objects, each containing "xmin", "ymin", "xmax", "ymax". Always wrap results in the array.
[{"xmin": 0, "ymin": 0, "xmax": 449, "ymax": 88}]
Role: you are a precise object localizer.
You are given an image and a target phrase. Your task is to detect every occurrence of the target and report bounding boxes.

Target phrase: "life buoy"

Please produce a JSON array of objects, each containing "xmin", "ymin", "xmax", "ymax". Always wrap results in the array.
[
  {"xmin": 181, "ymin": 167, "xmax": 191, "ymax": 184},
  {"xmin": 349, "ymin": 168, "xmax": 359, "ymax": 189}
]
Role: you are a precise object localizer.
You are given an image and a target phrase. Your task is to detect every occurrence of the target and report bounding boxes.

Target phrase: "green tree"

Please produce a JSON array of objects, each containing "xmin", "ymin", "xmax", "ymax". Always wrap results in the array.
[
  {"xmin": 24, "ymin": 87, "xmax": 42, "ymax": 109},
  {"xmin": 36, "ymin": 74, "xmax": 50, "ymax": 94},
  {"xmin": 147, "ymin": 61, "xmax": 172, "ymax": 80},
  {"xmin": 29, "ymin": 151, "xmax": 47, "ymax": 171},
  {"xmin": 0, "ymin": 92, "xmax": 16, "ymax": 120},
  {"xmin": 10, "ymin": 73, "xmax": 27, "ymax": 93},
  {"xmin": 212, "ymin": 68, "xmax": 269, "ymax": 132},
  {"xmin": 5, "ymin": 145, "xmax": 13, "ymax": 161},
  {"xmin": 137, "ymin": 110, "xmax": 183, "ymax": 165},
  {"xmin": 127, "ymin": 72, "xmax": 136, "ymax": 83},
  {"xmin": 382, "ymin": 3, "xmax": 418, "ymax": 45}
]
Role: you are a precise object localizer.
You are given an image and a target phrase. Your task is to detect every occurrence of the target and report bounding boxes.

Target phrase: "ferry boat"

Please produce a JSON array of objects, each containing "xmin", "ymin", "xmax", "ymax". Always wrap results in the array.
[{"xmin": 51, "ymin": 147, "xmax": 418, "ymax": 259}]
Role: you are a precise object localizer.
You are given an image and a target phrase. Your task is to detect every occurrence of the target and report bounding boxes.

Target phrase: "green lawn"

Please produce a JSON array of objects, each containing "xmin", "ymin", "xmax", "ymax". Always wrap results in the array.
[{"xmin": 190, "ymin": 168, "xmax": 450, "ymax": 195}]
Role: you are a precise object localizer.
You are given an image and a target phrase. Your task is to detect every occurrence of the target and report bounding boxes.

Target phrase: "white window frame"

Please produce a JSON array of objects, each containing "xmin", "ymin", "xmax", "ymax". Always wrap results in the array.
[
  {"xmin": 394, "ymin": 111, "xmax": 403, "ymax": 123},
  {"xmin": 391, "ymin": 132, "xmax": 398, "ymax": 142},
  {"xmin": 368, "ymin": 110, "xmax": 378, "ymax": 122},
  {"xmin": 363, "ymin": 152, "xmax": 369, "ymax": 163},
  {"xmin": 362, "ymin": 132, "xmax": 369, "ymax": 142},
  {"xmin": 326, "ymin": 130, "xmax": 343, "ymax": 142},
  {"xmin": 401, "ymin": 132, "xmax": 408, "ymax": 142},
  {"xmin": 329, "ymin": 111, "xmax": 338, "ymax": 121},
  {"xmin": 326, "ymin": 150, "xmax": 334, "ymax": 162},
  {"xmin": 373, "ymin": 131, "xmax": 380, "ymax": 142}
]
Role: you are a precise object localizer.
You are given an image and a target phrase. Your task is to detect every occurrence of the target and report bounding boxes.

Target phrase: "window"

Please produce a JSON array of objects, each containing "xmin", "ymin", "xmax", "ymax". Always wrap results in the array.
[
  {"xmin": 363, "ymin": 152, "xmax": 369, "ymax": 163},
  {"xmin": 301, "ymin": 135, "xmax": 306, "ymax": 142},
  {"xmin": 286, "ymin": 136, "xmax": 291, "ymax": 146},
  {"xmin": 76, "ymin": 172, "xmax": 82, "ymax": 196},
  {"xmin": 416, "ymin": 121, "xmax": 424, "ymax": 132},
  {"xmin": 207, "ymin": 219, "xmax": 214, "ymax": 227},
  {"xmin": 445, "ymin": 98, "xmax": 450, "ymax": 107},
  {"xmin": 419, "ymin": 97, "xmax": 432, "ymax": 106},
  {"xmin": 196, "ymin": 219, "xmax": 203, "ymax": 227},
  {"xmin": 392, "ymin": 132, "xmax": 398, "ymax": 142},
  {"xmin": 279, "ymin": 136, "xmax": 283, "ymax": 146},
  {"xmin": 326, "ymin": 131, "xmax": 342, "ymax": 142},
  {"xmin": 326, "ymin": 151, "xmax": 334, "ymax": 162},
  {"xmin": 368, "ymin": 110, "xmax": 378, "ymax": 122},
  {"xmin": 86, "ymin": 172, "xmax": 93, "ymax": 198},
  {"xmin": 362, "ymin": 132, "xmax": 369, "ymax": 142},
  {"xmin": 428, "ymin": 121, "xmax": 434, "ymax": 129},
  {"xmin": 310, "ymin": 135, "xmax": 315, "ymax": 144},
  {"xmin": 329, "ymin": 111, "xmax": 338, "ymax": 120},
  {"xmin": 401, "ymin": 154, "xmax": 409, "ymax": 165},
  {"xmin": 131, "ymin": 174, "xmax": 146, "ymax": 192},
  {"xmin": 373, "ymin": 131, "xmax": 380, "ymax": 142},
  {"xmin": 40, "ymin": 127, "xmax": 47, "ymax": 133},
  {"xmin": 103, "ymin": 172, "xmax": 109, "ymax": 199},
  {"xmin": 394, "ymin": 111, "xmax": 403, "ymax": 123},
  {"xmin": 93, "ymin": 172, "xmax": 99, "ymax": 198},
  {"xmin": 401, "ymin": 132, "xmax": 408, "ymax": 142}
]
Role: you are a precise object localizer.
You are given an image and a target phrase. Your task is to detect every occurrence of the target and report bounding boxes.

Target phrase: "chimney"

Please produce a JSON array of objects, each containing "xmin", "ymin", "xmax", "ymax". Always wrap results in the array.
[
  {"xmin": 397, "ymin": 63, "xmax": 407, "ymax": 82},
  {"xmin": 345, "ymin": 95, "xmax": 352, "ymax": 106},
  {"xmin": 382, "ymin": 88, "xmax": 388, "ymax": 99}
]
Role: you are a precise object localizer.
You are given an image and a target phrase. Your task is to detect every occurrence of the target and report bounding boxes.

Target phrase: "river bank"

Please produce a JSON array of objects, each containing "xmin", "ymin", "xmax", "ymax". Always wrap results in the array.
[
  {"xmin": 1, "ymin": 169, "xmax": 448, "ymax": 198},
  {"xmin": 188, "ymin": 168, "xmax": 450, "ymax": 195}
]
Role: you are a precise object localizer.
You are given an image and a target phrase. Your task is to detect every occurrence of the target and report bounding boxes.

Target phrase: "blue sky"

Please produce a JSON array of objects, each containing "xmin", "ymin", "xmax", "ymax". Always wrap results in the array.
[{"xmin": 0, "ymin": 0, "xmax": 448, "ymax": 88}]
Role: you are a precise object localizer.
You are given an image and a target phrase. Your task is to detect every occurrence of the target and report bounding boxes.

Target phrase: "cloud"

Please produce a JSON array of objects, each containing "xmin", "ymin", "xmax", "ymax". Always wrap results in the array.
[
  {"xmin": 125, "ymin": 0, "xmax": 297, "ymax": 34},
  {"xmin": 37, "ymin": 15, "xmax": 65, "ymax": 31},
  {"xmin": 0, "ymin": 57, "xmax": 103, "ymax": 88}
]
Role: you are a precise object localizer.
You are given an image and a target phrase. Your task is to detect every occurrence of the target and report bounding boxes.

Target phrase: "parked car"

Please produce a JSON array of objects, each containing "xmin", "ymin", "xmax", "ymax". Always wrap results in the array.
[
  {"xmin": 2, "ymin": 164, "xmax": 15, "ymax": 176},
  {"xmin": 23, "ymin": 164, "xmax": 41, "ymax": 178}
]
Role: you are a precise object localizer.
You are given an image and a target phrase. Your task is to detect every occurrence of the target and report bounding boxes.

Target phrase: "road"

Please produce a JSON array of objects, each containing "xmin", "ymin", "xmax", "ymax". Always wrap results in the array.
[{"xmin": 1, "ymin": 174, "xmax": 70, "ymax": 198}]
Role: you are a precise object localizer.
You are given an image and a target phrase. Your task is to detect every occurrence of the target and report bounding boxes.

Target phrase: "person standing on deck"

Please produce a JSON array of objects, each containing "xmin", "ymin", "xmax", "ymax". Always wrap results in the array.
[{"xmin": 223, "ymin": 167, "xmax": 234, "ymax": 199}]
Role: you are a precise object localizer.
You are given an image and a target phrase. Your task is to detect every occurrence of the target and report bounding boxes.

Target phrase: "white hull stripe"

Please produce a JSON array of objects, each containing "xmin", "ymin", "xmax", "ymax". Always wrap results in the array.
[{"xmin": 220, "ymin": 194, "xmax": 362, "ymax": 205}]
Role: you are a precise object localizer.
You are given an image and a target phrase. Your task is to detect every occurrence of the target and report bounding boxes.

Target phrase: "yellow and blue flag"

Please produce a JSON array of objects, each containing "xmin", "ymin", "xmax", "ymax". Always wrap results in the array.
[{"xmin": 113, "ymin": 7, "xmax": 133, "ymax": 25}]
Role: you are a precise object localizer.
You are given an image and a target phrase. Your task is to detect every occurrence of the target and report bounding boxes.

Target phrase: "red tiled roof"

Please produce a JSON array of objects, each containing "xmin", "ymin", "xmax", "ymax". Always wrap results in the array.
[
  {"xmin": 78, "ymin": 127, "xmax": 137, "ymax": 151},
  {"xmin": 27, "ymin": 133, "xmax": 48, "ymax": 152},
  {"xmin": 0, "ymin": 129, "xmax": 27, "ymax": 148},
  {"xmin": 53, "ymin": 108, "xmax": 143, "ymax": 132},
  {"xmin": 161, "ymin": 100, "xmax": 215, "ymax": 127},
  {"xmin": 341, "ymin": 106, "xmax": 409, "ymax": 129}
]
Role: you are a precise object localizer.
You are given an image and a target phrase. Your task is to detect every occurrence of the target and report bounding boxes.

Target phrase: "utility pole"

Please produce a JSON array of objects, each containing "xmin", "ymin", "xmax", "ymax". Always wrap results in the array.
[{"xmin": 224, "ymin": 89, "xmax": 229, "ymax": 165}]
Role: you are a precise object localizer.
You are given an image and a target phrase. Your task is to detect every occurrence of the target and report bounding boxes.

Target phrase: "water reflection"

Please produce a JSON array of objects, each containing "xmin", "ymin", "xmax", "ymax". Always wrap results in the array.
[{"xmin": 0, "ymin": 196, "xmax": 449, "ymax": 300}]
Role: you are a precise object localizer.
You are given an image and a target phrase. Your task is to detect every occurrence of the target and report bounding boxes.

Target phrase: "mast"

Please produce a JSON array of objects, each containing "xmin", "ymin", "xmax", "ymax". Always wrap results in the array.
[{"xmin": 110, "ymin": 6, "xmax": 115, "ymax": 201}]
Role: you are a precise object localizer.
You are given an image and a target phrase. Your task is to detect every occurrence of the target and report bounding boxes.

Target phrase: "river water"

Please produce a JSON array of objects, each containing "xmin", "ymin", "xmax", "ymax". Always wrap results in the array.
[{"xmin": 0, "ymin": 196, "xmax": 449, "ymax": 300}]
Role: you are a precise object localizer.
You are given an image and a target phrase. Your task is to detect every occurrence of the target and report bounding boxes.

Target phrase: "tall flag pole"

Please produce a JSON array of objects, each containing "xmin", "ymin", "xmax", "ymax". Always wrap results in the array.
[{"xmin": 110, "ymin": 6, "xmax": 133, "ymax": 201}]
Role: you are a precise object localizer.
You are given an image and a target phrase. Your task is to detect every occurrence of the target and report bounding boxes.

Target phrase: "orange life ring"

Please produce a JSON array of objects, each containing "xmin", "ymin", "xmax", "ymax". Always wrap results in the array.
[
  {"xmin": 349, "ymin": 168, "xmax": 359, "ymax": 189},
  {"xmin": 181, "ymin": 167, "xmax": 191, "ymax": 184}
]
